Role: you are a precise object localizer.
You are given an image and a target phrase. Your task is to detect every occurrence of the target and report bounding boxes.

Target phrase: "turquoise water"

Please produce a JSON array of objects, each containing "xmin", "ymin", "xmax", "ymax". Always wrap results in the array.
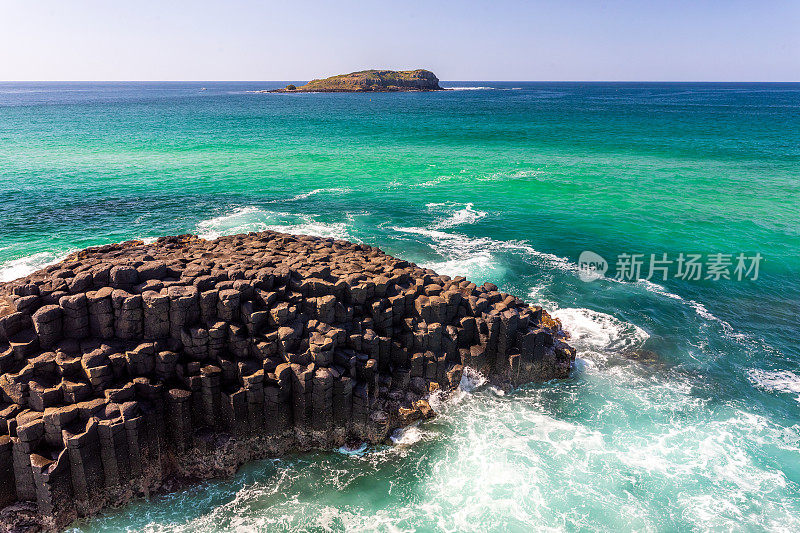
[{"xmin": 1, "ymin": 81, "xmax": 799, "ymax": 531}]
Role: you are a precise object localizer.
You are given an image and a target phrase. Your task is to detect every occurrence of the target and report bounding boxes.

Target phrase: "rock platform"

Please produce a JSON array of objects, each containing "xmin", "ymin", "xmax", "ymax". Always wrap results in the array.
[{"xmin": 0, "ymin": 231, "xmax": 574, "ymax": 530}]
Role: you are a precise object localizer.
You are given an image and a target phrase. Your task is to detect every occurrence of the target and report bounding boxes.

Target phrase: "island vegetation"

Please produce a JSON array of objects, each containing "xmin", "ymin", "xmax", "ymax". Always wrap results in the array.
[{"xmin": 265, "ymin": 69, "xmax": 444, "ymax": 93}]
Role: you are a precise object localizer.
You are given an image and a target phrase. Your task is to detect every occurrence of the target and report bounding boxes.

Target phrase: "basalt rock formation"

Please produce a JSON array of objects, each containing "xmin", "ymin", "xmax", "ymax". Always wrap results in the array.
[
  {"xmin": 267, "ymin": 69, "xmax": 444, "ymax": 93},
  {"xmin": 0, "ymin": 231, "xmax": 574, "ymax": 530}
]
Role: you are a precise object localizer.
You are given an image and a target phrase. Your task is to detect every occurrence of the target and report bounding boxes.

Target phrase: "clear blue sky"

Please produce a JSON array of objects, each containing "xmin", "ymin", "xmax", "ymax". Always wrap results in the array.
[{"xmin": 2, "ymin": 0, "xmax": 798, "ymax": 81}]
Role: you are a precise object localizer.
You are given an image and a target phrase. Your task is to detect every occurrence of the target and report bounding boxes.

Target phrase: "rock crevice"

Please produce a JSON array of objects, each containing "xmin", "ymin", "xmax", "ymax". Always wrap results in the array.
[{"xmin": 0, "ymin": 231, "xmax": 574, "ymax": 529}]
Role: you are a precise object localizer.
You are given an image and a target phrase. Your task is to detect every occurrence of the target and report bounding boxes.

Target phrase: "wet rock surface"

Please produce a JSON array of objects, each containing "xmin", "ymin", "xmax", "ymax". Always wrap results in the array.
[{"xmin": 0, "ymin": 231, "xmax": 574, "ymax": 530}]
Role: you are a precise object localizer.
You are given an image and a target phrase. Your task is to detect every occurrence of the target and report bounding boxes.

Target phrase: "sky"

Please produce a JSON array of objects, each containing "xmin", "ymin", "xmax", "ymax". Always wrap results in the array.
[{"xmin": 1, "ymin": 0, "xmax": 798, "ymax": 81}]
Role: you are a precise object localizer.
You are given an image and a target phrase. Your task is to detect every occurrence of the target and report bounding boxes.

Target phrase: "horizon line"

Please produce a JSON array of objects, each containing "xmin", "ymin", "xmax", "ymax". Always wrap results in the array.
[{"xmin": 2, "ymin": 79, "xmax": 800, "ymax": 84}]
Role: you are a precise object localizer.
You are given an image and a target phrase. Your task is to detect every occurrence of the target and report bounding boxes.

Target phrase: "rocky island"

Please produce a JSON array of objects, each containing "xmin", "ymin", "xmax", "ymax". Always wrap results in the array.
[
  {"xmin": 265, "ymin": 69, "xmax": 444, "ymax": 93},
  {"xmin": 0, "ymin": 231, "xmax": 574, "ymax": 531}
]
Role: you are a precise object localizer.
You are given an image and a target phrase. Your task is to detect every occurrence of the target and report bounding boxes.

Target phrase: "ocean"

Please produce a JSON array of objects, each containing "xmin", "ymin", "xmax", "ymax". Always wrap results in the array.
[{"xmin": 1, "ymin": 81, "xmax": 799, "ymax": 531}]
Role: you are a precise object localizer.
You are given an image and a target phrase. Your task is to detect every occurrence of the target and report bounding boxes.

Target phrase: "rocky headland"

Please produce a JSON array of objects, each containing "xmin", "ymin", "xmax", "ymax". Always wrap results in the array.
[
  {"xmin": 0, "ymin": 231, "xmax": 574, "ymax": 531},
  {"xmin": 264, "ymin": 69, "xmax": 444, "ymax": 93}
]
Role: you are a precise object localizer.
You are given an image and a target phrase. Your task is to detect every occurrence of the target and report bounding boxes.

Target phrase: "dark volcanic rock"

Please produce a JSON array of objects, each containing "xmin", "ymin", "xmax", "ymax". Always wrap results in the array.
[{"xmin": 0, "ymin": 231, "xmax": 574, "ymax": 530}]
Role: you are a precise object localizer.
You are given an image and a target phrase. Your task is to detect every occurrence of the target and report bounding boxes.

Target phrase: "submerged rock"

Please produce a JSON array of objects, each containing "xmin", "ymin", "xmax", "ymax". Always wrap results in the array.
[{"xmin": 0, "ymin": 231, "xmax": 574, "ymax": 529}]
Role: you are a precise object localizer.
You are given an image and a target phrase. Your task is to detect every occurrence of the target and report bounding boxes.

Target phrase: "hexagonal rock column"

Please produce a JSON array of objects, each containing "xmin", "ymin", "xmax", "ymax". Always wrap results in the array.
[{"xmin": 0, "ymin": 230, "xmax": 575, "ymax": 530}]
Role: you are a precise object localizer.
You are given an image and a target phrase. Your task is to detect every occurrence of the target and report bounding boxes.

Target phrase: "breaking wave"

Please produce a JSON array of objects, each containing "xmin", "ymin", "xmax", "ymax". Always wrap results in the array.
[
  {"xmin": 284, "ymin": 187, "xmax": 351, "ymax": 202},
  {"xmin": 195, "ymin": 206, "xmax": 356, "ymax": 242},
  {"xmin": 427, "ymin": 202, "xmax": 487, "ymax": 229},
  {"xmin": 636, "ymin": 279, "xmax": 748, "ymax": 341},
  {"xmin": 390, "ymin": 425, "xmax": 427, "ymax": 446},
  {"xmin": 442, "ymin": 86, "xmax": 496, "ymax": 91},
  {"xmin": 391, "ymin": 223, "xmax": 575, "ymax": 282},
  {"xmin": 0, "ymin": 250, "xmax": 71, "ymax": 283},
  {"xmin": 477, "ymin": 169, "xmax": 542, "ymax": 182},
  {"xmin": 748, "ymin": 369, "xmax": 800, "ymax": 401},
  {"xmin": 551, "ymin": 307, "xmax": 650, "ymax": 355}
]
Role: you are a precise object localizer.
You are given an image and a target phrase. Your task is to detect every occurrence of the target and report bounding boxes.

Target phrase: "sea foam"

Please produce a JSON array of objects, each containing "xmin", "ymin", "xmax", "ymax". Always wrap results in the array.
[
  {"xmin": 391, "ymin": 201, "xmax": 575, "ymax": 282},
  {"xmin": 284, "ymin": 187, "xmax": 351, "ymax": 202},
  {"xmin": 428, "ymin": 202, "xmax": 487, "ymax": 229},
  {"xmin": 748, "ymin": 369, "xmax": 800, "ymax": 401},
  {"xmin": 441, "ymin": 86, "xmax": 496, "ymax": 91},
  {"xmin": 195, "ymin": 206, "xmax": 355, "ymax": 242},
  {"xmin": 551, "ymin": 307, "xmax": 650, "ymax": 355},
  {"xmin": 0, "ymin": 251, "xmax": 71, "ymax": 283},
  {"xmin": 390, "ymin": 425, "xmax": 427, "ymax": 446}
]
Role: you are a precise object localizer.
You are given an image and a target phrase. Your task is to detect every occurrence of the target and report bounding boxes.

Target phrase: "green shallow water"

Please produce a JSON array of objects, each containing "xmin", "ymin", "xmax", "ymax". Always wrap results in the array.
[{"xmin": 1, "ymin": 81, "xmax": 799, "ymax": 531}]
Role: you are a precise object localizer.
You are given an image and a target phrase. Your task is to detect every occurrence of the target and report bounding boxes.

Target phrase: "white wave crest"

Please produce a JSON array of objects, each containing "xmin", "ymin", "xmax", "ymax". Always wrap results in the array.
[
  {"xmin": 527, "ymin": 284, "xmax": 560, "ymax": 312},
  {"xmin": 392, "ymin": 222, "xmax": 575, "ymax": 281},
  {"xmin": 336, "ymin": 442, "xmax": 368, "ymax": 456},
  {"xmin": 421, "ymin": 366, "xmax": 490, "ymax": 409},
  {"xmin": 390, "ymin": 425, "xmax": 426, "ymax": 446},
  {"xmin": 196, "ymin": 206, "xmax": 270, "ymax": 239},
  {"xmin": 477, "ymin": 169, "xmax": 542, "ymax": 182},
  {"xmin": 748, "ymin": 369, "xmax": 800, "ymax": 401},
  {"xmin": 0, "ymin": 251, "xmax": 69, "ymax": 282},
  {"xmin": 442, "ymin": 86, "xmax": 496, "ymax": 90},
  {"xmin": 428, "ymin": 202, "xmax": 487, "ymax": 229},
  {"xmin": 416, "ymin": 174, "xmax": 459, "ymax": 188},
  {"xmin": 636, "ymin": 279, "xmax": 746, "ymax": 340},
  {"xmin": 552, "ymin": 307, "xmax": 649, "ymax": 355},
  {"xmin": 196, "ymin": 206, "xmax": 355, "ymax": 242},
  {"xmin": 391, "ymin": 225, "xmax": 498, "ymax": 279},
  {"xmin": 459, "ymin": 367, "xmax": 487, "ymax": 392},
  {"xmin": 285, "ymin": 187, "xmax": 351, "ymax": 202}
]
